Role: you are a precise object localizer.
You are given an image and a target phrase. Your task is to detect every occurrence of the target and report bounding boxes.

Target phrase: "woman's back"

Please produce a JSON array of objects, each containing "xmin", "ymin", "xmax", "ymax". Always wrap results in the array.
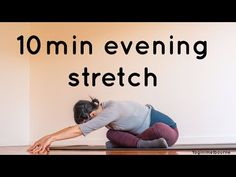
[{"xmin": 79, "ymin": 100, "xmax": 151, "ymax": 136}]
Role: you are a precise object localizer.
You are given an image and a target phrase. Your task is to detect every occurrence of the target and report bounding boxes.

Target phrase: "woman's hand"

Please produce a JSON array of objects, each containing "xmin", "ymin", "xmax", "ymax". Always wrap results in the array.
[
  {"xmin": 27, "ymin": 125, "xmax": 82, "ymax": 154},
  {"xmin": 27, "ymin": 135, "xmax": 53, "ymax": 154}
]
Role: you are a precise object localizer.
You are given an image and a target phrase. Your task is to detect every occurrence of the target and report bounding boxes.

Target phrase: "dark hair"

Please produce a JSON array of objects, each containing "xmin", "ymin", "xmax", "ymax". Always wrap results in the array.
[{"xmin": 73, "ymin": 97, "xmax": 100, "ymax": 124}]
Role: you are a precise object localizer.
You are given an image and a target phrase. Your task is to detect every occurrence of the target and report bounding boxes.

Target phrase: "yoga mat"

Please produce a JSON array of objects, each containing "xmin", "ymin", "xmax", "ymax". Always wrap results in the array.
[{"xmin": 50, "ymin": 144, "xmax": 236, "ymax": 150}]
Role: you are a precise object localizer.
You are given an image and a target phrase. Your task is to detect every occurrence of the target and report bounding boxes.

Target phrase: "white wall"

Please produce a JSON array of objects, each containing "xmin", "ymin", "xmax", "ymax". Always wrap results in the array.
[
  {"xmin": 29, "ymin": 23, "xmax": 236, "ymax": 145},
  {"xmin": 0, "ymin": 23, "xmax": 30, "ymax": 146},
  {"xmin": 1, "ymin": 23, "xmax": 236, "ymax": 146}
]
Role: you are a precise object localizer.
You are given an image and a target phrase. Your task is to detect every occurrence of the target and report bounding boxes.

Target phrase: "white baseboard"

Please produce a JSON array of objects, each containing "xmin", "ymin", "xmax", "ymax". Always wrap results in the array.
[
  {"xmin": 51, "ymin": 138, "xmax": 107, "ymax": 146},
  {"xmin": 8, "ymin": 136, "xmax": 236, "ymax": 146},
  {"xmin": 177, "ymin": 136, "xmax": 236, "ymax": 144}
]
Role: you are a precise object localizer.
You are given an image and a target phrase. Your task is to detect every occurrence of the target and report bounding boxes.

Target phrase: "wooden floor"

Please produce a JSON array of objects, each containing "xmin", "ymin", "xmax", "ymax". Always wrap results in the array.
[{"xmin": 0, "ymin": 146, "xmax": 234, "ymax": 155}]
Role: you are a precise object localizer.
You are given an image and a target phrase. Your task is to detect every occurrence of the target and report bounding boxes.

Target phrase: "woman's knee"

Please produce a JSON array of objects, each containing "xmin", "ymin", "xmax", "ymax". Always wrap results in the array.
[
  {"xmin": 151, "ymin": 122, "xmax": 178, "ymax": 146},
  {"xmin": 106, "ymin": 129, "xmax": 116, "ymax": 140}
]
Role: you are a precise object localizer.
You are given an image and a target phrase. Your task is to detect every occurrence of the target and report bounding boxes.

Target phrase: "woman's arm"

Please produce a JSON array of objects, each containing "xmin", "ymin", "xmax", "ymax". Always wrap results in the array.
[{"xmin": 27, "ymin": 125, "xmax": 82, "ymax": 154}]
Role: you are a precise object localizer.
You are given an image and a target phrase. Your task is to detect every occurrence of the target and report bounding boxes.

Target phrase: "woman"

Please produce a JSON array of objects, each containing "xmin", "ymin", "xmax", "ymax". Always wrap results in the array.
[{"xmin": 28, "ymin": 97, "xmax": 179, "ymax": 154}]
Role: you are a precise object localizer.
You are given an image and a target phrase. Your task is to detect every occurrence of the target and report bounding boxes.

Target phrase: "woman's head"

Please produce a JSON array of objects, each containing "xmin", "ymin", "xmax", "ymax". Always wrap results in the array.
[{"xmin": 73, "ymin": 97, "xmax": 100, "ymax": 124}]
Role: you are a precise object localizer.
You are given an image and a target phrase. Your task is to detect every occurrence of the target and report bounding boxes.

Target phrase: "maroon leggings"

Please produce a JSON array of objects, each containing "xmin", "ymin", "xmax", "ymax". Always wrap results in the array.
[{"xmin": 106, "ymin": 122, "xmax": 179, "ymax": 147}]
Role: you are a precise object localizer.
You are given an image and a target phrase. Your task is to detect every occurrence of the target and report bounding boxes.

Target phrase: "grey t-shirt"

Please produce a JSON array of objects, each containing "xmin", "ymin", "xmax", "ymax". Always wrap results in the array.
[{"xmin": 79, "ymin": 100, "xmax": 151, "ymax": 136}]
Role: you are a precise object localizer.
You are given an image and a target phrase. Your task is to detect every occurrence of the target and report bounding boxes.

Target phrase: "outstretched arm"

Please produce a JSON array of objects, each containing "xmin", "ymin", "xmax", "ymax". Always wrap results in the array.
[{"xmin": 27, "ymin": 125, "xmax": 82, "ymax": 154}]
